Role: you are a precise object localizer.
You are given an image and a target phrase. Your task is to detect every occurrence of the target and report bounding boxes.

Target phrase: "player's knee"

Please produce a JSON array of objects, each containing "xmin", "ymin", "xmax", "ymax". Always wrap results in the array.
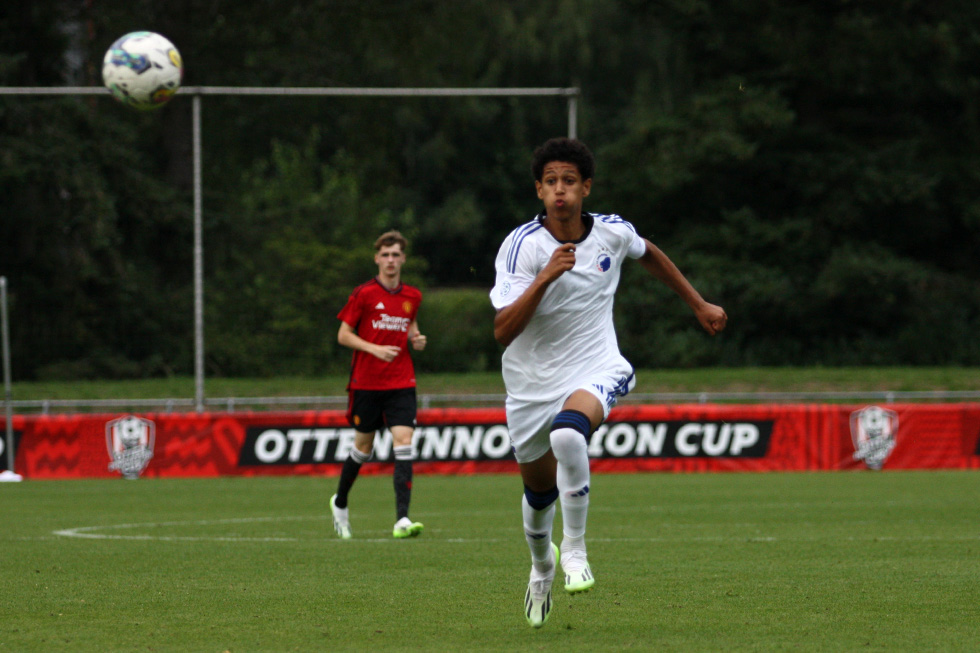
[
  {"xmin": 550, "ymin": 411, "xmax": 592, "ymax": 459},
  {"xmin": 550, "ymin": 410, "xmax": 592, "ymax": 441},
  {"xmin": 349, "ymin": 447, "xmax": 372, "ymax": 464},
  {"xmin": 550, "ymin": 428, "xmax": 587, "ymax": 454},
  {"xmin": 524, "ymin": 484, "xmax": 559, "ymax": 511}
]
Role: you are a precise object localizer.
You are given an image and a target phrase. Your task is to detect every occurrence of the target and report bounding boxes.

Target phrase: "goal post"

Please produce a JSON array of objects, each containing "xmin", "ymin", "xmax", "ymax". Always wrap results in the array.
[
  {"xmin": 0, "ymin": 85, "xmax": 581, "ymax": 412},
  {"xmin": 1, "ymin": 275, "xmax": 18, "ymax": 480}
]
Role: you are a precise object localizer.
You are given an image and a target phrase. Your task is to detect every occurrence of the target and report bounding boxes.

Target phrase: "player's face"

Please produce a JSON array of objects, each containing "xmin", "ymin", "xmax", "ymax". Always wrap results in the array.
[
  {"xmin": 535, "ymin": 161, "xmax": 591, "ymax": 220},
  {"xmin": 375, "ymin": 244, "xmax": 405, "ymax": 279}
]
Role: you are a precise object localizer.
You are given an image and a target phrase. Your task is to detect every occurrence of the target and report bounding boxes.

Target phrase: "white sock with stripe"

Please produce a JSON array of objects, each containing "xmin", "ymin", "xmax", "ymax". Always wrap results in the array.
[
  {"xmin": 522, "ymin": 494, "xmax": 556, "ymax": 572},
  {"xmin": 550, "ymin": 426, "xmax": 590, "ymax": 555}
]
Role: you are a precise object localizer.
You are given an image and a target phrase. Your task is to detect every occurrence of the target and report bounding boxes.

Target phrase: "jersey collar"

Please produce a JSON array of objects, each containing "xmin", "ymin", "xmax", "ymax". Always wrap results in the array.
[
  {"xmin": 536, "ymin": 211, "xmax": 594, "ymax": 244},
  {"xmin": 374, "ymin": 277, "xmax": 403, "ymax": 294}
]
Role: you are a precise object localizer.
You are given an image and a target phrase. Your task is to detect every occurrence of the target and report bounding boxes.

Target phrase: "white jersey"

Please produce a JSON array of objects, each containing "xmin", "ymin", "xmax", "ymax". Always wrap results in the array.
[{"xmin": 490, "ymin": 212, "xmax": 646, "ymax": 402}]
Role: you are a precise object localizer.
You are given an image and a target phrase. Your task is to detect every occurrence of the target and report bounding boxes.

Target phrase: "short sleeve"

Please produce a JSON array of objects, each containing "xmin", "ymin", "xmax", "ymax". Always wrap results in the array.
[
  {"xmin": 337, "ymin": 290, "xmax": 362, "ymax": 327},
  {"xmin": 489, "ymin": 226, "xmax": 539, "ymax": 310},
  {"xmin": 626, "ymin": 231, "xmax": 646, "ymax": 259}
]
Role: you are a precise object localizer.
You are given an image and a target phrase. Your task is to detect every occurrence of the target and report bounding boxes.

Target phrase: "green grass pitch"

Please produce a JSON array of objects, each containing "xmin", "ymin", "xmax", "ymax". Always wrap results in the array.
[{"xmin": 2, "ymin": 471, "xmax": 978, "ymax": 651}]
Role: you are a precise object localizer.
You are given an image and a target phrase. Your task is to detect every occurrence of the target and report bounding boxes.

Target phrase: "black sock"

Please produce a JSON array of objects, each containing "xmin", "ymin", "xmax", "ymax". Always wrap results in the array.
[
  {"xmin": 393, "ymin": 459, "xmax": 413, "ymax": 520},
  {"xmin": 335, "ymin": 457, "xmax": 363, "ymax": 509}
]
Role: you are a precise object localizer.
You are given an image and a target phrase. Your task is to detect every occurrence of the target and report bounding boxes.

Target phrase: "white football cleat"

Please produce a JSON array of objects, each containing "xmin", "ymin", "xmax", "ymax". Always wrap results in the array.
[
  {"xmin": 392, "ymin": 516, "xmax": 423, "ymax": 539},
  {"xmin": 330, "ymin": 494, "xmax": 352, "ymax": 539},
  {"xmin": 525, "ymin": 543, "xmax": 560, "ymax": 628},
  {"xmin": 561, "ymin": 548, "xmax": 594, "ymax": 594}
]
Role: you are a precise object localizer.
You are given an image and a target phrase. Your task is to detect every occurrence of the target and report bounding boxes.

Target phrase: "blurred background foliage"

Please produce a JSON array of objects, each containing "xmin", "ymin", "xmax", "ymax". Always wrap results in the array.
[{"xmin": 1, "ymin": 0, "xmax": 979, "ymax": 379}]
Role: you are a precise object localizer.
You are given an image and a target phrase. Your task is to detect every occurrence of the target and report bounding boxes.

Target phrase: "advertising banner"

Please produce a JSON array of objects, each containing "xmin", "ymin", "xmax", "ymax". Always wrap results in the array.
[{"xmin": 9, "ymin": 403, "xmax": 980, "ymax": 479}]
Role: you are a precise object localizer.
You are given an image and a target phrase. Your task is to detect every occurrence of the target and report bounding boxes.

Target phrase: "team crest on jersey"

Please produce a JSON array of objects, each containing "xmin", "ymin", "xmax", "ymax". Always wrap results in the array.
[
  {"xmin": 850, "ymin": 406, "xmax": 898, "ymax": 470},
  {"xmin": 499, "ymin": 281, "xmax": 512, "ymax": 297},
  {"xmin": 106, "ymin": 415, "xmax": 155, "ymax": 479},
  {"xmin": 403, "ymin": 301, "xmax": 413, "ymax": 313},
  {"xmin": 593, "ymin": 250, "xmax": 612, "ymax": 272}
]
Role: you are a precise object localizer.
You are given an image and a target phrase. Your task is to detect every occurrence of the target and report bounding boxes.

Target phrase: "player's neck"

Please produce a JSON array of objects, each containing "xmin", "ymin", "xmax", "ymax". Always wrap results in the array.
[
  {"xmin": 376, "ymin": 274, "xmax": 400, "ymax": 290},
  {"xmin": 543, "ymin": 211, "xmax": 585, "ymax": 242}
]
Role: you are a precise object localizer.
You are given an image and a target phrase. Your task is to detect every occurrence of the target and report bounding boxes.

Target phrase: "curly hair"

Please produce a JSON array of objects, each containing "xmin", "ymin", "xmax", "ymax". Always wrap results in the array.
[{"xmin": 531, "ymin": 138, "xmax": 595, "ymax": 182}]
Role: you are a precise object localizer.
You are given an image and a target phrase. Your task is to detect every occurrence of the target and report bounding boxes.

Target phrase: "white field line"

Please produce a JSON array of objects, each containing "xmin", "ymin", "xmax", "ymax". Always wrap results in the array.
[{"xmin": 49, "ymin": 514, "xmax": 980, "ymax": 544}]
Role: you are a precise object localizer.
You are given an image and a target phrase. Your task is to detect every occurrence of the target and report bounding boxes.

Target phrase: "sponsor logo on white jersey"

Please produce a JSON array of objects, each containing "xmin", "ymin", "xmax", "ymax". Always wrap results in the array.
[{"xmin": 593, "ymin": 250, "xmax": 612, "ymax": 272}]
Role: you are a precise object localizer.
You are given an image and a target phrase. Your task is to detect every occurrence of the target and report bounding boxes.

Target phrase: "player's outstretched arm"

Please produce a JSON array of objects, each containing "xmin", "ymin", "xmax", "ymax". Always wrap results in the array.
[
  {"xmin": 494, "ymin": 243, "xmax": 577, "ymax": 347},
  {"xmin": 338, "ymin": 321, "xmax": 401, "ymax": 362},
  {"xmin": 637, "ymin": 238, "xmax": 727, "ymax": 336}
]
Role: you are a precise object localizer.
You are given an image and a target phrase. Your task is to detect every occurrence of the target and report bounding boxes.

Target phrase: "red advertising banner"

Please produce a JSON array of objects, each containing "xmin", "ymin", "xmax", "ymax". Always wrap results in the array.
[{"xmin": 7, "ymin": 403, "xmax": 980, "ymax": 479}]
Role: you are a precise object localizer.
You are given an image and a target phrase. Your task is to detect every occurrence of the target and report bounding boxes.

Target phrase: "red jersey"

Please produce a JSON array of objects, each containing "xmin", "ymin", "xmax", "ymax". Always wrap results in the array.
[{"xmin": 338, "ymin": 278, "xmax": 422, "ymax": 390}]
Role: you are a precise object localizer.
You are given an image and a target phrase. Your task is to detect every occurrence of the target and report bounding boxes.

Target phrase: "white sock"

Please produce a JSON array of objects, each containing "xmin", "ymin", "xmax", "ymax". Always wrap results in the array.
[
  {"xmin": 550, "ymin": 427, "xmax": 591, "ymax": 543},
  {"xmin": 349, "ymin": 447, "xmax": 371, "ymax": 464},
  {"xmin": 522, "ymin": 495, "xmax": 556, "ymax": 572}
]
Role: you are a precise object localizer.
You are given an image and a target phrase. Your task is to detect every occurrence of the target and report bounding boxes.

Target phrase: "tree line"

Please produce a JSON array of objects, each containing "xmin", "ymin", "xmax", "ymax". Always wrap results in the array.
[{"xmin": 2, "ymin": 0, "xmax": 979, "ymax": 380}]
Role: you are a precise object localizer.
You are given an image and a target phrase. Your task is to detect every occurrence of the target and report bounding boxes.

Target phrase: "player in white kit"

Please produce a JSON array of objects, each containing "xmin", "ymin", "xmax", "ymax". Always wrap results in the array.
[{"xmin": 490, "ymin": 138, "xmax": 727, "ymax": 628}]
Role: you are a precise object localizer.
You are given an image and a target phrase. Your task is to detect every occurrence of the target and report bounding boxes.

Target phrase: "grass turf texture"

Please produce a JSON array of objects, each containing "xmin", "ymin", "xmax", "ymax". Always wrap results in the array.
[{"xmin": 2, "ymin": 472, "xmax": 978, "ymax": 651}]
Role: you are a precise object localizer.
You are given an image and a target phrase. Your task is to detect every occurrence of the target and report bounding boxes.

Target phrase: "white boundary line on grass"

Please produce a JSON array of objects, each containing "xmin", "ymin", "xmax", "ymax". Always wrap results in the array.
[
  {"xmin": 51, "ymin": 515, "xmax": 980, "ymax": 544},
  {"xmin": 52, "ymin": 516, "xmax": 323, "ymax": 542}
]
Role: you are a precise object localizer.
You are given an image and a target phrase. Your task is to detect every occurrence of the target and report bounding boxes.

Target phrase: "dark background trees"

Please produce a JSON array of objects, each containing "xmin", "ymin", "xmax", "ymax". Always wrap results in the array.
[{"xmin": 2, "ymin": 0, "xmax": 979, "ymax": 380}]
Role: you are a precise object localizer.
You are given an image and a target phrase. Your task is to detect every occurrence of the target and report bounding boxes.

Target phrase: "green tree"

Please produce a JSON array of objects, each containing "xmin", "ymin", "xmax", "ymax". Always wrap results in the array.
[
  {"xmin": 206, "ymin": 131, "xmax": 423, "ymax": 376},
  {"xmin": 3, "ymin": 0, "xmax": 980, "ymax": 378}
]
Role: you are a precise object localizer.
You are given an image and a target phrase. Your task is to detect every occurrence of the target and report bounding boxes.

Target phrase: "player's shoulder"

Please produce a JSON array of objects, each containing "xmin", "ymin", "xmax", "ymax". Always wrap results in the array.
[
  {"xmin": 590, "ymin": 212, "xmax": 638, "ymax": 235},
  {"xmin": 505, "ymin": 214, "xmax": 547, "ymax": 242},
  {"xmin": 590, "ymin": 212, "xmax": 641, "ymax": 252},
  {"xmin": 400, "ymin": 283, "xmax": 423, "ymax": 300},
  {"xmin": 499, "ymin": 214, "xmax": 548, "ymax": 272},
  {"xmin": 348, "ymin": 279, "xmax": 378, "ymax": 299}
]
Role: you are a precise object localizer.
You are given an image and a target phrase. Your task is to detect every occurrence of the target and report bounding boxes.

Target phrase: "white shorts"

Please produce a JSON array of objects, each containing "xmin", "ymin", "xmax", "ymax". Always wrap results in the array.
[{"xmin": 505, "ymin": 366, "xmax": 635, "ymax": 463}]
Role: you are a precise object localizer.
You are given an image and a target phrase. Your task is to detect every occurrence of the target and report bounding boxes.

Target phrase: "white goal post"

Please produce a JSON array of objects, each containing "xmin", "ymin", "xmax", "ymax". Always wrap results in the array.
[{"xmin": 0, "ymin": 85, "xmax": 581, "ymax": 411}]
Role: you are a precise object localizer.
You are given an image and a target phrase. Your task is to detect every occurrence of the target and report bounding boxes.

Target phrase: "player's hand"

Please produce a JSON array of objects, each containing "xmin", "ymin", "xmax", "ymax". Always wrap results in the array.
[
  {"xmin": 372, "ymin": 345, "xmax": 401, "ymax": 362},
  {"xmin": 410, "ymin": 333, "xmax": 427, "ymax": 351},
  {"xmin": 540, "ymin": 243, "xmax": 577, "ymax": 283},
  {"xmin": 697, "ymin": 303, "xmax": 728, "ymax": 336}
]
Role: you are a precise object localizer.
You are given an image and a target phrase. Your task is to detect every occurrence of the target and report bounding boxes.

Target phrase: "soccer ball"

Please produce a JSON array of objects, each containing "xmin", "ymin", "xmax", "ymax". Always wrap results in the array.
[{"xmin": 102, "ymin": 31, "xmax": 183, "ymax": 110}]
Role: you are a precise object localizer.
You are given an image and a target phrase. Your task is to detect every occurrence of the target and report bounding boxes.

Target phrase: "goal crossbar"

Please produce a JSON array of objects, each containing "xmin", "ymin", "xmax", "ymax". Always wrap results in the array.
[{"xmin": 0, "ymin": 85, "xmax": 581, "ymax": 412}]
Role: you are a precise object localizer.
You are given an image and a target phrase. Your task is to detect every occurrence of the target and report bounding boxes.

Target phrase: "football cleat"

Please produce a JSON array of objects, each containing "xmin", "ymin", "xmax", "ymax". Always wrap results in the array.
[
  {"xmin": 525, "ymin": 543, "xmax": 560, "ymax": 628},
  {"xmin": 561, "ymin": 549, "xmax": 595, "ymax": 594},
  {"xmin": 392, "ymin": 517, "xmax": 423, "ymax": 539},
  {"xmin": 330, "ymin": 494, "xmax": 352, "ymax": 539}
]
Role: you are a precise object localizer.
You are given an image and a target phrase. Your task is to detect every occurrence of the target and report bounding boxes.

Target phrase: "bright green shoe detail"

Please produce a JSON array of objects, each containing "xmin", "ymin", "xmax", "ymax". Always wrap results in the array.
[
  {"xmin": 393, "ymin": 518, "xmax": 423, "ymax": 539},
  {"xmin": 564, "ymin": 567, "xmax": 595, "ymax": 593}
]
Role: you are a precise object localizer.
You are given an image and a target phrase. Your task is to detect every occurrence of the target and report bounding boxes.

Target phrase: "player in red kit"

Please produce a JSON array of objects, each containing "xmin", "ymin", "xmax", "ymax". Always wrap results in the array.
[{"xmin": 330, "ymin": 230, "xmax": 428, "ymax": 539}]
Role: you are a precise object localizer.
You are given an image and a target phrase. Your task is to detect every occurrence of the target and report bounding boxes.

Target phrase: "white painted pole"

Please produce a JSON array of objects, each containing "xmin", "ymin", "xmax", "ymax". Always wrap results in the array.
[
  {"xmin": 567, "ymin": 95, "xmax": 578, "ymax": 139},
  {"xmin": 1, "ymin": 276, "xmax": 15, "ymax": 475},
  {"xmin": 193, "ymin": 94, "xmax": 205, "ymax": 412}
]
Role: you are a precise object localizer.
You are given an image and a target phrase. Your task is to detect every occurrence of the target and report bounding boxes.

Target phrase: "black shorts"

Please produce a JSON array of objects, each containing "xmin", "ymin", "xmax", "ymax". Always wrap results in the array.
[{"xmin": 347, "ymin": 387, "xmax": 417, "ymax": 433}]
